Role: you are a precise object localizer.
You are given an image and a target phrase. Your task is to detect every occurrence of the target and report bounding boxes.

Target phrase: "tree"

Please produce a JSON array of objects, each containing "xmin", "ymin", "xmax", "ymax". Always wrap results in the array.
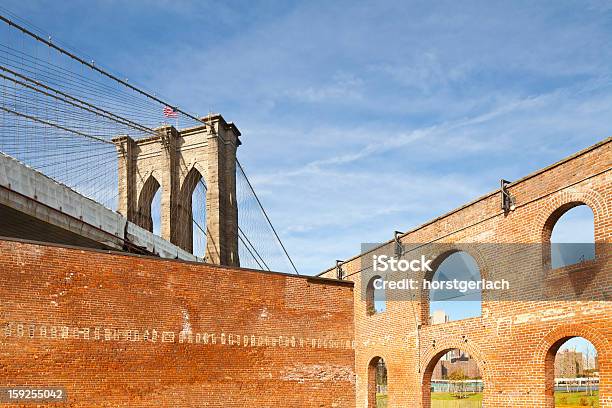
[{"xmin": 448, "ymin": 369, "xmax": 468, "ymax": 399}]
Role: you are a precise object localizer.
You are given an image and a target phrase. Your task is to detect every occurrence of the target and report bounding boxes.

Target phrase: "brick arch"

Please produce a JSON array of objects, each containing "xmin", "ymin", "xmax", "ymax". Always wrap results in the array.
[
  {"xmin": 533, "ymin": 323, "xmax": 609, "ymax": 407},
  {"xmin": 366, "ymin": 354, "xmax": 388, "ymax": 408},
  {"xmin": 179, "ymin": 166, "xmax": 204, "ymax": 199},
  {"xmin": 366, "ymin": 275, "xmax": 384, "ymax": 316},
  {"xmin": 423, "ymin": 244, "xmax": 489, "ymax": 281},
  {"xmin": 535, "ymin": 188, "xmax": 607, "ymax": 244},
  {"xmin": 534, "ymin": 188, "xmax": 607, "ymax": 272},
  {"xmin": 181, "ymin": 161, "xmax": 208, "ymax": 189},
  {"xmin": 419, "ymin": 244, "xmax": 487, "ymax": 325},
  {"xmin": 191, "ymin": 161, "xmax": 208, "ymax": 186},
  {"xmin": 174, "ymin": 166, "xmax": 205, "ymax": 252},
  {"xmin": 135, "ymin": 173, "xmax": 161, "ymax": 232},
  {"xmin": 420, "ymin": 337, "xmax": 490, "ymax": 408}
]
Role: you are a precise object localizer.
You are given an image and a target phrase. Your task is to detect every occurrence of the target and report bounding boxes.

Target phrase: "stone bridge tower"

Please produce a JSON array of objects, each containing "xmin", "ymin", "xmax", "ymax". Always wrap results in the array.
[{"xmin": 112, "ymin": 114, "xmax": 240, "ymax": 266}]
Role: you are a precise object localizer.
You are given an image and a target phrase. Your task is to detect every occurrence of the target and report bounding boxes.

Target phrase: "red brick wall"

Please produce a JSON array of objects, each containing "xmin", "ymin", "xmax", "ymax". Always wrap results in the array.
[
  {"xmin": 320, "ymin": 138, "xmax": 611, "ymax": 407},
  {"xmin": 432, "ymin": 357, "xmax": 480, "ymax": 380},
  {"xmin": 0, "ymin": 240, "xmax": 356, "ymax": 407}
]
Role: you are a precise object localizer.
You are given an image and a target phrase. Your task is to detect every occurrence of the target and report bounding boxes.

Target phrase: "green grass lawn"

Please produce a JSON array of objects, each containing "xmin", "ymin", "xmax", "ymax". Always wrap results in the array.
[
  {"xmin": 431, "ymin": 392, "xmax": 483, "ymax": 401},
  {"xmin": 555, "ymin": 391, "xmax": 599, "ymax": 407},
  {"xmin": 376, "ymin": 394, "xmax": 388, "ymax": 407},
  {"xmin": 376, "ymin": 391, "xmax": 599, "ymax": 406}
]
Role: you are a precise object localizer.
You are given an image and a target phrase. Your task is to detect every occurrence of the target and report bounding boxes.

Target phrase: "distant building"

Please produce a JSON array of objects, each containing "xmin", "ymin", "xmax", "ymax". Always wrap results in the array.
[
  {"xmin": 430, "ymin": 311, "xmax": 480, "ymax": 380},
  {"xmin": 432, "ymin": 349, "xmax": 480, "ymax": 379},
  {"xmin": 555, "ymin": 350, "xmax": 584, "ymax": 378},
  {"xmin": 431, "ymin": 310, "xmax": 449, "ymax": 325}
]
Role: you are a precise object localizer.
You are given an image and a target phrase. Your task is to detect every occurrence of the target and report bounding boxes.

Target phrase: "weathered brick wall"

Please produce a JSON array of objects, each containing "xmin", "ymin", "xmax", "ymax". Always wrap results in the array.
[
  {"xmin": 0, "ymin": 240, "xmax": 355, "ymax": 407},
  {"xmin": 320, "ymin": 138, "xmax": 611, "ymax": 407},
  {"xmin": 432, "ymin": 358, "xmax": 480, "ymax": 380}
]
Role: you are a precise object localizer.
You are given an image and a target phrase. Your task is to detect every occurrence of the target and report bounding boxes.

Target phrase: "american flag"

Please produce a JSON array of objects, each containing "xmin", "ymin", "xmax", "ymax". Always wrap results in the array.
[{"xmin": 163, "ymin": 106, "xmax": 178, "ymax": 118}]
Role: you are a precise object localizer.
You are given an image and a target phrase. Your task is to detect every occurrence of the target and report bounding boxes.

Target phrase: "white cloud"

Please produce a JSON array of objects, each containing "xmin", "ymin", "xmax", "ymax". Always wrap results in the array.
[{"xmin": 286, "ymin": 72, "xmax": 364, "ymax": 103}]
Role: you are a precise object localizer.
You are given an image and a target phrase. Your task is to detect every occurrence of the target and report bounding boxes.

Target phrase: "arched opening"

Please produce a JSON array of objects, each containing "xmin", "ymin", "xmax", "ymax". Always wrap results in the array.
[
  {"xmin": 546, "ymin": 204, "xmax": 595, "ymax": 269},
  {"xmin": 136, "ymin": 175, "xmax": 161, "ymax": 233},
  {"xmin": 546, "ymin": 336, "xmax": 599, "ymax": 407},
  {"xmin": 176, "ymin": 167, "xmax": 206, "ymax": 257},
  {"xmin": 151, "ymin": 188, "xmax": 161, "ymax": 235},
  {"xmin": 424, "ymin": 348, "xmax": 483, "ymax": 408},
  {"xmin": 192, "ymin": 178, "xmax": 207, "ymax": 259},
  {"xmin": 366, "ymin": 275, "xmax": 386, "ymax": 315},
  {"xmin": 368, "ymin": 356, "xmax": 388, "ymax": 408},
  {"xmin": 427, "ymin": 251, "xmax": 482, "ymax": 324}
]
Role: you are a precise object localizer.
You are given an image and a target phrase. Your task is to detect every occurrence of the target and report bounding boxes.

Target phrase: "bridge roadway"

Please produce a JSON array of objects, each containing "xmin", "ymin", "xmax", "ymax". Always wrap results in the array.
[{"xmin": 0, "ymin": 152, "xmax": 198, "ymax": 261}]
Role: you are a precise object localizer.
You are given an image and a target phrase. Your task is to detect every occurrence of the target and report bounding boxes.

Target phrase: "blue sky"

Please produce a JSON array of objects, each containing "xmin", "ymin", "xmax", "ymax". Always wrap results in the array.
[{"xmin": 2, "ymin": 0, "xmax": 610, "ymax": 278}]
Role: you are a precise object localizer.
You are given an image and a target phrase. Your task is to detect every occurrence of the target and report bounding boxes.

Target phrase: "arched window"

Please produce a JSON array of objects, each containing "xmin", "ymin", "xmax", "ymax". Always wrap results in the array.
[
  {"xmin": 151, "ymin": 188, "xmax": 161, "ymax": 235},
  {"xmin": 136, "ymin": 175, "xmax": 160, "ymax": 233},
  {"xmin": 428, "ymin": 251, "xmax": 482, "ymax": 324},
  {"xmin": 423, "ymin": 348, "xmax": 483, "ymax": 408},
  {"xmin": 191, "ymin": 178, "xmax": 207, "ymax": 259},
  {"xmin": 546, "ymin": 336, "xmax": 599, "ymax": 407},
  {"xmin": 549, "ymin": 204, "xmax": 595, "ymax": 269},
  {"xmin": 366, "ymin": 275, "xmax": 386, "ymax": 315},
  {"xmin": 177, "ymin": 167, "xmax": 206, "ymax": 257},
  {"xmin": 367, "ymin": 357, "xmax": 388, "ymax": 408}
]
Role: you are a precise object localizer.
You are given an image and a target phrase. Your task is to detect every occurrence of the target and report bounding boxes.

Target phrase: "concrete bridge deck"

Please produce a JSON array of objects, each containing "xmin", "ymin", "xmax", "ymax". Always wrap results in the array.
[{"xmin": 0, "ymin": 152, "xmax": 198, "ymax": 261}]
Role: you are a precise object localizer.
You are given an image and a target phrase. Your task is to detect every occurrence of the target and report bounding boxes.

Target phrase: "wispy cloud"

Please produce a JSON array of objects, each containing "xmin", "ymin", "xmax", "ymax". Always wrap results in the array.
[{"xmin": 285, "ymin": 72, "xmax": 364, "ymax": 103}]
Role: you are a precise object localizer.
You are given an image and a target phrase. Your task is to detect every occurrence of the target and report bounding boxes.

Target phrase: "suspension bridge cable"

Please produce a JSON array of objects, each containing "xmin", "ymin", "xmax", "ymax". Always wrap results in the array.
[
  {"xmin": 196, "ymin": 180, "xmax": 271, "ymax": 271},
  {"xmin": 236, "ymin": 160, "xmax": 299, "ymax": 275},
  {"xmin": 0, "ymin": 68, "xmax": 157, "ymax": 135},
  {"xmin": 0, "ymin": 105, "xmax": 112, "ymax": 144},
  {"xmin": 0, "ymin": 65, "xmax": 157, "ymax": 133},
  {"xmin": 0, "ymin": 14, "xmax": 206, "ymax": 126},
  {"xmin": 238, "ymin": 234, "xmax": 265, "ymax": 270},
  {"xmin": 238, "ymin": 226, "xmax": 271, "ymax": 271}
]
